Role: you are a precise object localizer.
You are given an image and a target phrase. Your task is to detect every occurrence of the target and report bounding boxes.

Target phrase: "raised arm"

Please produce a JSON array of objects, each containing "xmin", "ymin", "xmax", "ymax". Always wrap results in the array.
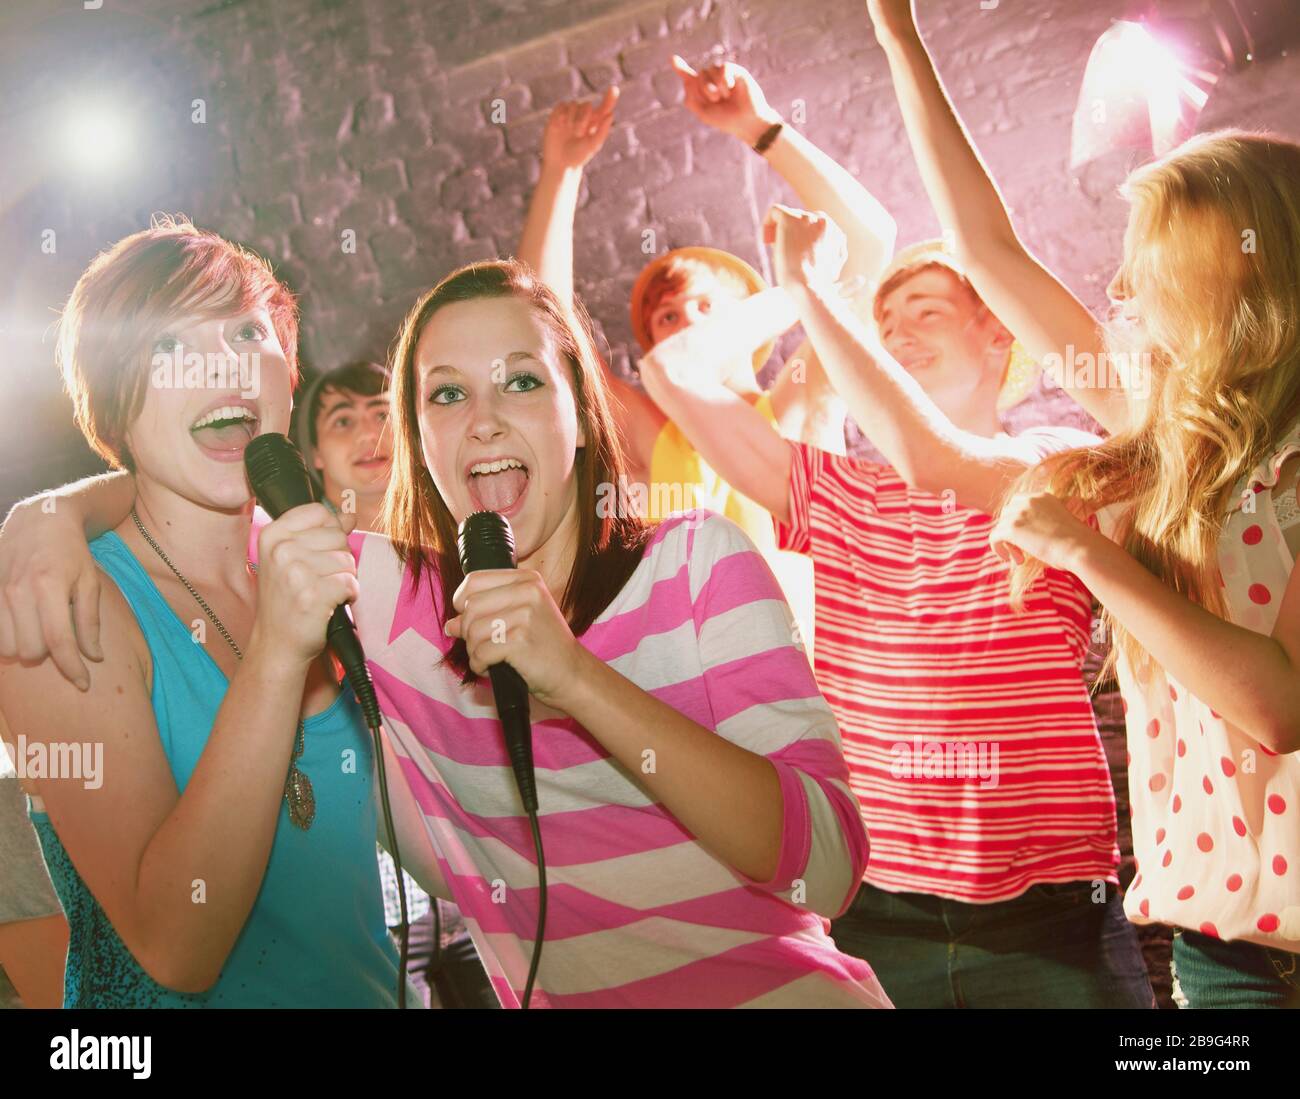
[
  {"xmin": 516, "ymin": 87, "xmax": 618, "ymax": 311},
  {"xmin": 0, "ymin": 471, "xmax": 136, "ymax": 687},
  {"xmin": 514, "ymin": 87, "xmax": 666, "ymax": 479},
  {"xmin": 637, "ymin": 287, "xmax": 797, "ymax": 523},
  {"xmin": 672, "ymin": 55, "xmax": 896, "ymax": 290},
  {"xmin": 766, "ymin": 204, "xmax": 1088, "ymax": 516},
  {"xmin": 766, "ymin": 341, "xmax": 848, "ymax": 455},
  {"xmin": 867, "ymin": 0, "xmax": 1128, "ymax": 434}
]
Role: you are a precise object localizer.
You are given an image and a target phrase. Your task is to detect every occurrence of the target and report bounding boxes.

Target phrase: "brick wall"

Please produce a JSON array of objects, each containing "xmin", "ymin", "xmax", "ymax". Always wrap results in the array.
[
  {"xmin": 4, "ymin": 0, "xmax": 1299, "ymax": 1004},
  {"xmin": 6, "ymin": 0, "xmax": 1299, "ymax": 501}
]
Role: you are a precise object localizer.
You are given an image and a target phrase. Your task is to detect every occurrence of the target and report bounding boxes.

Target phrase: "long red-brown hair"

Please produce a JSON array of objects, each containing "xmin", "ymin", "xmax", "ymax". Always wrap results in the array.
[{"xmin": 382, "ymin": 260, "xmax": 655, "ymax": 679}]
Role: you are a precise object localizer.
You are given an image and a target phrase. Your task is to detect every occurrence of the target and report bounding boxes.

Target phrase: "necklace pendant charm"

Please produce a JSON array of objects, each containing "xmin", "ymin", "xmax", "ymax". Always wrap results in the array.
[{"xmin": 285, "ymin": 765, "xmax": 316, "ymax": 830}]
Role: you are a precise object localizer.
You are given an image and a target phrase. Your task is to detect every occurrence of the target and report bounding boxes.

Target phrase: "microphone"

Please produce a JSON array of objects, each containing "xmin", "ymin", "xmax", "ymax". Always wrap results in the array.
[
  {"xmin": 457, "ymin": 511, "xmax": 538, "ymax": 814},
  {"xmin": 244, "ymin": 432, "xmax": 383, "ymax": 731}
]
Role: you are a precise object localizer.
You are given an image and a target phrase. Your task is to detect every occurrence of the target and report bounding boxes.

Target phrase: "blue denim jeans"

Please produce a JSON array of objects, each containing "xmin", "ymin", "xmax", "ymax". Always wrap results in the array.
[
  {"xmin": 830, "ymin": 880, "xmax": 1155, "ymax": 1008},
  {"xmin": 1171, "ymin": 929, "xmax": 1300, "ymax": 1009}
]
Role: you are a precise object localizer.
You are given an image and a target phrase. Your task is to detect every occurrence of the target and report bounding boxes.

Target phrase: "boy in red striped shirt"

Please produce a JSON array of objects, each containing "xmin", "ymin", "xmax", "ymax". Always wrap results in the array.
[{"xmin": 640, "ymin": 204, "xmax": 1153, "ymax": 1006}]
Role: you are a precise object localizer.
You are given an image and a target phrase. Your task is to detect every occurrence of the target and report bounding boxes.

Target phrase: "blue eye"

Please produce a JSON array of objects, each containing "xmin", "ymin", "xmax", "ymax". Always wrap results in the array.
[
  {"xmin": 236, "ymin": 321, "xmax": 269, "ymax": 342},
  {"xmin": 153, "ymin": 334, "xmax": 180, "ymax": 354}
]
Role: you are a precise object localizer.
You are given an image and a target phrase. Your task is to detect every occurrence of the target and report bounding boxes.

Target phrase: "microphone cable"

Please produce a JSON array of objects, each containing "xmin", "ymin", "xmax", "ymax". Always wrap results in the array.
[
  {"xmin": 522, "ymin": 807, "xmax": 546, "ymax": 1009},
  {"xmin": 243, "ymin": 432, "xmax": 411, "ymax": 1009},
  {"xmin": 456, "ymin": 510, "xmax": 547, "ymax": 1007},
  {"xmin": 372, "ymin": 712, "xmax": 410, "ymax": 1010}
]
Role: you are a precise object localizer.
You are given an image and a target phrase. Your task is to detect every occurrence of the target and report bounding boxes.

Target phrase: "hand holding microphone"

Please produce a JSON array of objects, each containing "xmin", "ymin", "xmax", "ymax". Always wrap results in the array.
[
  {"xmin": 250, "ymin": 503, "xmax": 360, "ymax": 667},
  {"xmin": 449, "ymin": 511, "xmax": 591, "ymax": 816},
  {"xmin": 245, "ymin": 433, "xmax": 382, "ymax": 730},
  {"xmin": 445, "ymin": 532, "xmax": 585, "ymax": 710},
  {"xmin": 453, "ymin": 511, "xmax": 552, "ymax": 1005}
]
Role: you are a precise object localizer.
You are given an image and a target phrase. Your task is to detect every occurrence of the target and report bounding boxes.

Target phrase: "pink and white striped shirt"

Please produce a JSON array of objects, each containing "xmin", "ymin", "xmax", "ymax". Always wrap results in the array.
[{"xmin": 348, "ymin": 512, "xmax": 891, "ymax": 1008}]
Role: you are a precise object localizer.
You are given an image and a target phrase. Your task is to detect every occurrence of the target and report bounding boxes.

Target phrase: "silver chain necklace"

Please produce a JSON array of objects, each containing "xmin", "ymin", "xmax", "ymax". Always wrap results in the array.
[{"xmin": 130, "ymin": 508, "xmax": 315, "ymax": 830}]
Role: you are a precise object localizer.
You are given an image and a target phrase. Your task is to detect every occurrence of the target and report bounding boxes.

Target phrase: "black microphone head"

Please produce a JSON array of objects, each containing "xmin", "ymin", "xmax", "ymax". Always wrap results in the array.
[
  {"xmin": 458, "ymin": 510, "xmax": 516, "ymax": 573},
  {"xmin": 244, "ymin": 432, "xmax": 315, "ymax": 519}
]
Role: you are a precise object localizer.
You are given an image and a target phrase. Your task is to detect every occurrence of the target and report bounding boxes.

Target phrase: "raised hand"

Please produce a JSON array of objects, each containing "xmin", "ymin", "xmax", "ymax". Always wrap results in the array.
[
  {"xmin": 762, "ymin": 203, "xmax": 849, "ymax": 295},
  {"xmin": 540, "ymin": 87, "xmax": 620, "ymax": 171},
  {"xmin": 670, "ymin": 55, "xmax": 781, "ymax": 146}
]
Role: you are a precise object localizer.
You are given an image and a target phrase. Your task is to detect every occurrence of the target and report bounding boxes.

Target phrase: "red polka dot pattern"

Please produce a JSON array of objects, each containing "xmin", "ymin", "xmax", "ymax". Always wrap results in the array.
[{"xmin": 1117, "ymin": 446, "xmax": 1300, "ymax": 948}]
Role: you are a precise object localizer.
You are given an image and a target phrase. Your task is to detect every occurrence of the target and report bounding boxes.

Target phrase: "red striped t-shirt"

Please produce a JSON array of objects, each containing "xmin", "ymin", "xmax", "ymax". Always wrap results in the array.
[{"xmin": 776, "ymin": 433, "xmax": 1119, "ymax": 903}]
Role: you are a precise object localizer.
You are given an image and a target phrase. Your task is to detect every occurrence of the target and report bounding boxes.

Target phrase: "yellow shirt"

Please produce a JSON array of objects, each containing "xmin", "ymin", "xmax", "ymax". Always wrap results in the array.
[
  {"xmin": 648, "ymin": 393, "xmax": 778, "ymax": 547},
  {"xmin": 648, "ymin": 393, "xmax": 815, "ymax": 657}
]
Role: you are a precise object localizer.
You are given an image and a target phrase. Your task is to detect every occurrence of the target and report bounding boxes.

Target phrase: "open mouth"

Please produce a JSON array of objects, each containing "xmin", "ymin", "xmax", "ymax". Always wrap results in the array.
[
  {"xmin": 354, "ymin": 454, "xmax": 391, "ymax": 469},
  {"xmin": 190, "ymin": 404, "xmax": 259, "ymax": 461},
  {"xmin": 466, "ymin": 457, "xmax": 530, "ymax": 515}
]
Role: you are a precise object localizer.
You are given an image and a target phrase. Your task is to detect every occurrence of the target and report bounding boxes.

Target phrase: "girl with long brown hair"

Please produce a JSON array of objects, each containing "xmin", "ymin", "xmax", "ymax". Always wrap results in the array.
[{"xmin": 1, "ymin": 256, "xmax": 890, "ymax": 1008}]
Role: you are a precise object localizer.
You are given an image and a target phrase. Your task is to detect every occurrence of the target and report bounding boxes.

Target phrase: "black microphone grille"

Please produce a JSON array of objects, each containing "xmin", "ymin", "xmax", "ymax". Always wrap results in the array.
[
  {"xmin": 244, "ymin": 432, "xmax": 307, "ymax": 493},
  {"xmin": 458, "ymin": 510, "xmax": 516, "ymax": 573}
]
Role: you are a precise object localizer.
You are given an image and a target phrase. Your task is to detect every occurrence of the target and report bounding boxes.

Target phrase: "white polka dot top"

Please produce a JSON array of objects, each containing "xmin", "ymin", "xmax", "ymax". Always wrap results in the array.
[{"xmin": 1101, "ymin": 418, "xmax": 1300, "ymax": 951}]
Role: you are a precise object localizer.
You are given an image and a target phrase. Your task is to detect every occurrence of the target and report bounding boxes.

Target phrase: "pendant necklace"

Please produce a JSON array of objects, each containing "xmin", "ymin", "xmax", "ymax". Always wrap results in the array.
[{"xmin": 130, "ymin": 508, "xmax": 316, "ymax": 829}]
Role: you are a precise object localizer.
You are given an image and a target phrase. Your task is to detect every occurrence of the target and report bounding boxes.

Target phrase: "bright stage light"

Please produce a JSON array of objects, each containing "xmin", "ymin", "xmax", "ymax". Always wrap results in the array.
[
  {"xmin": 1070, "ymin": 1, "xmax": 1300, "ymax": 169},
  {"xmin": 1070, "ymin": 21, "xmax": 1216, "ymax": 169},
  {"xmin": 59, "ymin": 102, "xmax": 134, "ymax": 175}
]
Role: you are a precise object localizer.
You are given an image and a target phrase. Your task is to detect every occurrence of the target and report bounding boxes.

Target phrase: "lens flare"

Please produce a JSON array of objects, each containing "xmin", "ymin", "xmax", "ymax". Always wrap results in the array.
[
  {"xmin": 1070, "ymin": 21, "xmax": 1219, "ymax": 169},
  {"xmin": 60, "ymin": 102, "xmax": 133, "ymax": 174}
]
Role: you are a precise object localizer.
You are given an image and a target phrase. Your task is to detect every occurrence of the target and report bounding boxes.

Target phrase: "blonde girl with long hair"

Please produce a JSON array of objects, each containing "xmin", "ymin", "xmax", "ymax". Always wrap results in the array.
[
  {"xmin": 866, "ymin": 0, "xmax": 1300, "ymax": 1008},
  {"xmin": 989, "ymin": 131, "xmax": 1300, "ymax": 1008}
]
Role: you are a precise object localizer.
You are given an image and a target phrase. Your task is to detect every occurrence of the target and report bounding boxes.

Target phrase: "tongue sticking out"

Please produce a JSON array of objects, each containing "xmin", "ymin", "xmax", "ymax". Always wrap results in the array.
[
  {"xmin": 192, "ymin": 420, "xmax": 256, "ymax": 453},
  {"xmin": 472, "ymin": 467, "xmax": 528, "ymax": 512}
]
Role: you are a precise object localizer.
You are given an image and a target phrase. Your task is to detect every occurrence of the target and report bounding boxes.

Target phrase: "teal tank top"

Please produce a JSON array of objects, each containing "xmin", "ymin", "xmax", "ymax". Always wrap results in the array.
[{"xmin": 31, "ymin": 531, "xmax": 399, "ymax": 1008}]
